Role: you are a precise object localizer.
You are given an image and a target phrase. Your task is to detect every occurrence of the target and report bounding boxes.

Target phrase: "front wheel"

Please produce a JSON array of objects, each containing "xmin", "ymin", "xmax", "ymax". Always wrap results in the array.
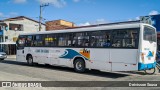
[
  {"xmin": 144, "ymin": 67, "xmax": 156, "ymax": 75},
  {"xmin": 27, "ymin": 56, "xmax": 33, "ymax": 66},
  {"xmin": 74, "ymin": 59, "xmax": 85, "ymax": 73}
]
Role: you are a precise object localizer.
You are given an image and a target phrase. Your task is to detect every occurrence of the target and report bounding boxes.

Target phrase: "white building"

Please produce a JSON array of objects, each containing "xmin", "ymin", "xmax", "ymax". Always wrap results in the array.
[{"xmin": 0, "ymin": 16, "xmax": 45, "ymax": 55}]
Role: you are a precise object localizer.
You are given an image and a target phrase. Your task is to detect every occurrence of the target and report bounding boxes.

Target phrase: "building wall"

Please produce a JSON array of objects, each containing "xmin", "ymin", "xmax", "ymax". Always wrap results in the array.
[
  {"xmin": 60, "ymin": 20, "xmax": 74, "ymax": 27},
  {"xmin": 46, "ymin": 20, "xmax": 74, "ymax": 31},
  {"xmin": 3, "ymin": 18, "xmax": 45, "ymax": 42}
]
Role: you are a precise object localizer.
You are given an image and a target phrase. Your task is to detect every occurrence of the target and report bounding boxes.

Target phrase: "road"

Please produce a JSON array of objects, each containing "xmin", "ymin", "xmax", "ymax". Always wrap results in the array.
[{"xmin": 0, "ymin": 58, "xmax": 160, "ymax": 90}]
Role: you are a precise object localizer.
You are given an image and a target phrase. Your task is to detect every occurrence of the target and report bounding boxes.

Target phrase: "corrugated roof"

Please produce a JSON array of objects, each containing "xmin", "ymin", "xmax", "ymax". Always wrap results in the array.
[{"xmin": 67, "ymin": 20, "xmax": 140, "ymax": 29}]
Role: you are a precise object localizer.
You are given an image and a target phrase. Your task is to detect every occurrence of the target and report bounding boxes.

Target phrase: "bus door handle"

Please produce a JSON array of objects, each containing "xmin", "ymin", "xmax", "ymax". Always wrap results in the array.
[{"xmin": 22, "ymin": 50, "xmax": 24, "ymax": 54}]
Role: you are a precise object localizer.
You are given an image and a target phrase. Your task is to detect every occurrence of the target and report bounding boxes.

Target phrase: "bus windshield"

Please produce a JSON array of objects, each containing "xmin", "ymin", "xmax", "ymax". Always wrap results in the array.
[{"xmin": 143, "ymin": 26, "xmax": 156, "ymax": 42}]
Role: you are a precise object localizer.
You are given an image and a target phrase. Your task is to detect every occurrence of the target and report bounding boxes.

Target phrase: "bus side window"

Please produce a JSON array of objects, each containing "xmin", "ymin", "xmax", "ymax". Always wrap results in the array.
[
  {"xmin": 112, "ymin": 29, "xmax": 138, "ymax": 48},
  {"xmin": 17, "ymin": 35, "xmax": 26, "ymax": 49},
  {"xmin": 112, "ymin": 40, "xmax": 121, "ymax": 47},
  {"xmin": 26, "ymin": 35, "xmax": 33, "ymax": 47},
  {"xmin": 103, "ymin": 32, "xmax": 111, "ymax": 47}
]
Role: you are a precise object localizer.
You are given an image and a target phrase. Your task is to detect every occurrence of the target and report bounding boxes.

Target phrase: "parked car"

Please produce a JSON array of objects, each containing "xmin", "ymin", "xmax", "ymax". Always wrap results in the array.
[{"xmin": 0, "ymin": 52, "xmax": 7, "ymax": 60}]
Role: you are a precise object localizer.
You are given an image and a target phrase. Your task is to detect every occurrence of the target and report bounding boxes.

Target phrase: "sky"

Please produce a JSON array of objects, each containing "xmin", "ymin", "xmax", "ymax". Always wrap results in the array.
[{"xmin": 0, "ymin": 0, "xmax": 159, "ymax": 26}]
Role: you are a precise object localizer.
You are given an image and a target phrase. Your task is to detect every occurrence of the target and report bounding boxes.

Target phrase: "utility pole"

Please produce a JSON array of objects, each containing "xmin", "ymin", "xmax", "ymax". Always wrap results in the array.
[{"xmin": 39, "ymin": 3, "xmax": 49, "ymax": 31}]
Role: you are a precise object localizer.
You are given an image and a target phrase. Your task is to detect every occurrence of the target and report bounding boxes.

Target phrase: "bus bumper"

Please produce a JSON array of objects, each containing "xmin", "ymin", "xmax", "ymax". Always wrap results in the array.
[{"xmin": 138, "ymin": 62, "xmax": 156, "ymax": 71}]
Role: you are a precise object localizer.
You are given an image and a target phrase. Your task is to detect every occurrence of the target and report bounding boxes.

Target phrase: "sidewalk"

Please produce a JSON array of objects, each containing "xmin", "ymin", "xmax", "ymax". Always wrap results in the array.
[{"xmin": 6, "ymin": 55, "xmax": 16, "ymax": 59}]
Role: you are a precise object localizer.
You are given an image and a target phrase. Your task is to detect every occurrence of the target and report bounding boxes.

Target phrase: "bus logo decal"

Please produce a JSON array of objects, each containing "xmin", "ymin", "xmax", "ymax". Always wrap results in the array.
[
  {"xmin": 79, "ymin": 49, "xmax": 90, "ymax": 59},
  {"xmin": 59, "ymin": 49, "xmax": 90, "ymax": 60},
  {"xmin": 147, "ymin": 51, "xmax": 154, "ymax": 57},
  {"xmin": 146, "ymin": 51, "xmax": 154, "ymax": 60}
]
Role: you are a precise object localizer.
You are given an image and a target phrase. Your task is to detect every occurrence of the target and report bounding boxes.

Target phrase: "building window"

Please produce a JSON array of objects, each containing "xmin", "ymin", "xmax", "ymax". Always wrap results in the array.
[{"xmin": 9, "ymin": 23, "xmax": 23, "ymax": 31}]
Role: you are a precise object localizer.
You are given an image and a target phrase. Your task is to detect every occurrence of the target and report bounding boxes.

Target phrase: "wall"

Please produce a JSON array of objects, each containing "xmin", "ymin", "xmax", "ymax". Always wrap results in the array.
[
  {"xmin": 46, "ymin": 20, "xmax": 74, "ymax": 31},
  {"xmin": 3, "ymin": 18, "xmax": 45, "ymax": 42}
]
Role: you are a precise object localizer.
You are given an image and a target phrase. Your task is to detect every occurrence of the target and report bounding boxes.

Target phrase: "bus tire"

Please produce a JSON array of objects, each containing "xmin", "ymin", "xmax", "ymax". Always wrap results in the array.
[
  {"xmin": 74, "ymin": 58, "xmax": 85, "ymax": 73},
  {"xmin": 144, "ymin": 67, "xmax": 156, "ymax": 75},
  {"xmin": 27, "ymin": 55, "xmax": 33, "ymax": 66}
]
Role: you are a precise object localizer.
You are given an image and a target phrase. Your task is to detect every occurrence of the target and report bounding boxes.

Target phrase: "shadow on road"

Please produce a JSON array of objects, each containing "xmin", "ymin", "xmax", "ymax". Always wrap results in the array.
[{"xmin": 0, "ymin": 60, "xmax": 131, "ymax": 79}]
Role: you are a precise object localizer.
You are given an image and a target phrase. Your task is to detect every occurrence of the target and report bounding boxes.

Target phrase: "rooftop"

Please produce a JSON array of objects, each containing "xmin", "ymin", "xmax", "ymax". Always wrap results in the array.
[{"xmin": 1, "ymin": 16, "xmax": 45, "ymax": 25}]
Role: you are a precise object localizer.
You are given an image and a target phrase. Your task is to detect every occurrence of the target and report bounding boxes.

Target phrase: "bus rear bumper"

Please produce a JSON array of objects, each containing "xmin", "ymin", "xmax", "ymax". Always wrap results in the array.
[{"xmin": 138, "ymin": 62, "xmax": 156, "ymax": 71}]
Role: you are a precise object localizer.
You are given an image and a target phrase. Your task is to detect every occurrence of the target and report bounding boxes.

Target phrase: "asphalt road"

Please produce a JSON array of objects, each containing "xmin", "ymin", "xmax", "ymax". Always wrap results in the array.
[{"xmin": 0, "ymin": 58, "xmax": 160, "ymax": 90}]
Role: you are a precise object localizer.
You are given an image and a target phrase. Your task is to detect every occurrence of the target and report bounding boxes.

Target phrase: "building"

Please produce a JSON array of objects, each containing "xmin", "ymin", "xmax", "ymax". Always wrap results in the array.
[
  {"xmin": 46, "ymin": 20, "xmax": 75, "ymax": 31},
  {"xmin": 0, "ymin": 16, "xmax": 46, "ymax": 55}
]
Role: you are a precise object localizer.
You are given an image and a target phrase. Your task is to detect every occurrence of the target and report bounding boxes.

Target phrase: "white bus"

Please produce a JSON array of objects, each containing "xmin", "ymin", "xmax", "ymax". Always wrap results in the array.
[{"xmin": 16, "ymin": 21, "xmax": 157, "ymax": 74}]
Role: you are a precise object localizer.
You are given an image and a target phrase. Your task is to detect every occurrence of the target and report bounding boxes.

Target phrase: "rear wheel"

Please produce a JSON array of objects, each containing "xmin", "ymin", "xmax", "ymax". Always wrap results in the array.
[
  {"xmin": 74, "ymin": 58, "xmax": 85, "ymax": 73},
  {"xmin": 27, "ymin": 55, "xmax": 33, "ymax": 66},
  {"xmin": 144, "ymin": 67, "xmax": 156, "ymax": 75}
]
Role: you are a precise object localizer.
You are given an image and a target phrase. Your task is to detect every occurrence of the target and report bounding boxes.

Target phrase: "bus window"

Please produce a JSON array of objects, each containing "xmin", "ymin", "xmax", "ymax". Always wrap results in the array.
[
  {"xmin": 90, "ymin": 31, "xmax": 111, "ymax": 47},
  {"xmin": 17, "ymin": 35, "xmax": 26, "ymax": 49},
  {"xmin": 144, "ymin": 26, "xmax": 156, "ymax": 42},
  {"xmin": 58, "ymin": 33, "xmax": 71, "ymax": 46},
  {"xmin": 34, "ymin": 35, "xmax": 43, "ymax": 47},
  {"xmin": 112, "ymin": 29, "xmax": 138, "ymax": 48},
  {"xmin": 26, "ymin": 35, "xmax": 33, "ymax": 47},
  {"xmin": 35, "ymin": 35, "xmax": 43, "ymax": 46},
  {"xmin": 45, "ymin": 34, "xmax": 53, "ymax": 46},
  {"xmin": 102, "ymin": 32, "xmax": 111, "ymax": 47},
  {"xmin": 72, "ymin": 32, "xmax": 89, "ymax": 47}
]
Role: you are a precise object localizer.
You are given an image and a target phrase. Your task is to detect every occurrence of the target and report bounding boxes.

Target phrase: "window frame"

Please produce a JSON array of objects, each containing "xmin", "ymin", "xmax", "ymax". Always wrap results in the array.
[
  {"xmin": 18, "ymin": 28, "xmax": 139, "ymax": 49},
  {"xmin": 110, "ymin": 28, "xmax": 140, "ymax": 49}
]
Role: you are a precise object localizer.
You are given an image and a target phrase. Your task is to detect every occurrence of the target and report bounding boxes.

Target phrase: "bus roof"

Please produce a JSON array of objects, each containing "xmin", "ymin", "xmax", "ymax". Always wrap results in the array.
[{"xmin": 20, "ymin": 21, "xmax": 147, "ymax": 35}]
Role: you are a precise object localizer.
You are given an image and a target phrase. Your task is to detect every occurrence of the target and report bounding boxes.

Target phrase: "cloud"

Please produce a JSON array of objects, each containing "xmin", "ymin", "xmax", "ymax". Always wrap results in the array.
[
  {"xmin": 78, "ymin": 22, "xmax": 91, "ymax": 26},
  {"xmin": 13, "ymin": 0, "xmax": 27, "ymax": 4},
  {"xmin": 0, "ymin": 12, "xmax": 4, "ymax": 17},
  {"xmin": 94, "ymin": 19, "xmax": 108, "ymax": 24},
  {"xmin": 136, "ymin": 16, "xmax": 140, "ymax": 20},
  {"xmin": 128, "ymin": 19, "xmax": 133, "ymax": 21},
  {"xmin": 128, "ymin": 16, "xmax": 140, "ymax": 21},
  {"xmin": 0, "ymin": 12, "xmax": 19, "ymax": 19},
  {"xmin": 73, "ymin": 0, "xmax": 80, "ymax": 2},
  {"xmin": 38, "ymin": 0, "xmax": 66, "ymax": 8},
  {"xmin": 10, "ymin": 12, "xmax": 19, "ymax": 16},
  {"xmin": 149, "ymin": 10, "xmax": 159, "ymax": 15},
  {"xmin": 78, "ymin": 19, "xmax": 108, "ymax": 26}
]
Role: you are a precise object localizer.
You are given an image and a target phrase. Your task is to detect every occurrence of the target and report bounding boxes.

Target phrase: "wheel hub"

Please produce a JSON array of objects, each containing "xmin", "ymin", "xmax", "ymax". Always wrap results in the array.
[{"xmin": 76, "ymin": 62, "xmax": 82, "ymax": 70}]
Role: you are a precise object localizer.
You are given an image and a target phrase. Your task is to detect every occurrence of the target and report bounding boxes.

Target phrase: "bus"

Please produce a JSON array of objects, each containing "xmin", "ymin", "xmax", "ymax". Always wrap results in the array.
[{"xmin": 16, "ymin": 21, "xmax": 157, "ymax": 74}]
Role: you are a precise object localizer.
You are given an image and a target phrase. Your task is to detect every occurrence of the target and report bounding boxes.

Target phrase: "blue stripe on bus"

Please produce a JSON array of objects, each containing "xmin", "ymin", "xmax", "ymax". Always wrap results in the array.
[
  {"xmin": 138, "ymin": 62, "xmax": 156, "ymax": 70},
  {"xmin": 59, "ymin": 49, "xmax": 89, "ymax": 60}
]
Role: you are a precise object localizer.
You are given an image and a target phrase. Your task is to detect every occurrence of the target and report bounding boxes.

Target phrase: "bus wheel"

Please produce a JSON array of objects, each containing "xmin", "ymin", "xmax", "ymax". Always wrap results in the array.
[
  {"xmin": 144, "ymin": 67, "xmax": 156, "ymax": 75},
  {"xmin": 27, "ymin": 55, "xmax": 33, "ymax": 66},
  {"xmin": 74, "ymin": 58, "xmax": 85, "ymax": 73}
]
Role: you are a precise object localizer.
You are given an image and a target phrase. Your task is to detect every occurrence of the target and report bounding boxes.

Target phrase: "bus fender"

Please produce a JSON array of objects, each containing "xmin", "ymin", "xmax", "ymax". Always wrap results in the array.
[
  {"xmin": 72, "ymin": 55, "xmax": 86, "ymax": 67},
  {"xmin": 26, "ymin": 53, "xmax": 32, "ymax": 60}
]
